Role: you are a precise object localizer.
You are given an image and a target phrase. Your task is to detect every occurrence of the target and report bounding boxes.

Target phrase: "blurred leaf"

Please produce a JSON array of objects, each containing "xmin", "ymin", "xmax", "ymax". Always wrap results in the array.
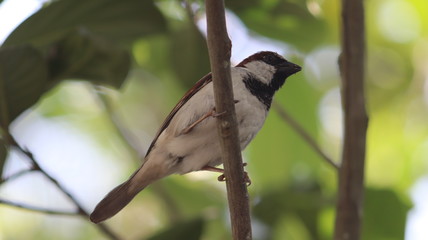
[
  {"xmin": 366, "ymin": 48, "xmax": 413, "ymax": 109},
  {"xmin": 170, "ymin": 22, "xmax": 210, "ymax": 88},
  {"xmin": 0, "ymin": 138, "xmax": 7, "ymax": 177},
  {"xmin": 248, "ymin": 69, "xmax": 322, "ymax": 189},
  {"xmin": 3, "ymin": 0, "xmax": 167, "ymax": 47},
  {"xmin": 0, "ymin": 30, "xmax": 130, "ymax": 125},
  {"xmin": 362, "ymin": 188, "xmax": 411, "ymax": 240},
  {"xmin": 48, "ymin": 29, "xmax": 131, "ymax": 88},
  {"xmin": 273, "ymin": 215, "xmax": 312, "ymax": 240},
  {"xmin": 147, "ymin": 218, "xmax": 205, "ymax": 240},
  {"xmin": 253, "ymin": 181, "xmax": 327, "ymax": 239},
  {"xmin": 157, "ymin": 176, "xmax": 224, "ymax": 217},
  {"xmin": 133, "ymin": 36, "xmax": 175, "ymax": 78},
  {"xmin": 0, "ymin": 45, "xmax": 49, "ymax": 123},
  {"xmin": 227, "ymin": 0, "xmax": 328, "ymax": 51}
]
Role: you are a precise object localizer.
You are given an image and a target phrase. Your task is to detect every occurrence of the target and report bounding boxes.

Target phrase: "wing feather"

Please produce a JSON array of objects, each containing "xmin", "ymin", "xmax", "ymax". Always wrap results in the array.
[{"xmin": 145, "ymin": 73, "xmax": 212, "ymax": 157}]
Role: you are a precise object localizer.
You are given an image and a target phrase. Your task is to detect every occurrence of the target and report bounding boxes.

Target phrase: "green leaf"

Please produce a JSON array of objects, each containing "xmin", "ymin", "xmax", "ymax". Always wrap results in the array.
[
  {"xmin": 0, "ymin": 30, "xmax": 130, "ymax": 125},
  {"xmin": 253, "ymin": 181, "xmax": 327, "ymax": 239},
  {"xmin": 48, "ymin": 29, "xmax": 131, "ymax": 88},
  {"xmin": 227, "ymin": 0, "xmax": 328, "ymax": 51},
  {"xmin": 248, "ymin": 69, "xmax": 321, "ymax": 189},
  {"xmin": 0, "ymin": 45, "xmax": 49, "ymax": 124},
  {"xmin": 170, "ymin": 22, "xmax": 210, "ymax": 89},
  {"xmin": 3, "ymin": 0, "xmax": 167, "ymax": 47},
  {"xmin": 157, "ymin": 176, "xmax": 224, "ymax": 217},
  {"xmin": 362, "ymin": 188, "xmax": 411, "ymax": 240},
  {"xmin": 147, "ymin": 218, "xmax": 205, "ymax": 240}
]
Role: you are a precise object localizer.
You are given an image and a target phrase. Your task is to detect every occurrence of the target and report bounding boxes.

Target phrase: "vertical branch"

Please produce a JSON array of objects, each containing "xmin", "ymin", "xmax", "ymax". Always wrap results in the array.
[
  {"xmin": 205, "ymin": 1, "xmax": 252, "ymax": 239},
  {"xmin": 334, "ymin": 0, "xmax": 368, "ymax": 238}
]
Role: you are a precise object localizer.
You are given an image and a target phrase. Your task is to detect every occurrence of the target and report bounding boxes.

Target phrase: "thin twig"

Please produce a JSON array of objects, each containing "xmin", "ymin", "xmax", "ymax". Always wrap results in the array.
[
  {"xmin": 183, "ymin": 0, "xmax": 196, "ymax": 21},
  {"xmin": 272, "ymin": 102, "xmax": 339, "ymax": 170},
  {"xmin": 0, "ymin": 167, "xmax": 36, "ymax": 185},
  {"xmin": 0, "ymin": 198, "xmax": 77, "ymax": 216},
  {"xmin": 89, "ymin": 85, "xmax": 144, "ymax": 158},
  {"xmin": 90, "ymin": 85, "xmax": 188, "ymax": 227},
  {"xmin": 9, "ymin": 137, "xmax": 121, "ymax": 240},
  {"xmin": 205, "ymin": 0, "xmax": 252, "ymax": 239}
]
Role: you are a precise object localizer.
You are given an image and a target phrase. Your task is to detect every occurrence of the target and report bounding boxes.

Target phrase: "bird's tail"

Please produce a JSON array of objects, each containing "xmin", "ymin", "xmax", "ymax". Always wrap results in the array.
[
  {"xmin": 90, "ymin": 160, "xmax": 167, "ymax": 223},
  {"xmin": 90, "ymin": 179, "xmax": 141, "ymax": 223}
]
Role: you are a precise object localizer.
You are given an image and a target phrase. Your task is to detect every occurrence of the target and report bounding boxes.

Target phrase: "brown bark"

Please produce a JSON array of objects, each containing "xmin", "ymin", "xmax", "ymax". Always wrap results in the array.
[
  {"xmin": 205, "ymin": 0, "xmax": 252, "ymax": 239},
  {"xmin": 333, "ymin": 0, "xmax": 368, "ymax": 238}
]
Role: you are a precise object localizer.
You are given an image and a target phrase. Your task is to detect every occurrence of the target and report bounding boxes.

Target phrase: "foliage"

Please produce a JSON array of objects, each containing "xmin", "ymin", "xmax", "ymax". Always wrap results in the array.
[
  {"xmin": 0, "ymin": 0, "xmax": 166, "ymax": 130},
  {"xmin": 147, "ymin": 218, "xmax": 205, "ymax": 240},
  {"xmin": 0, "ymin": 0, "xmax": 426, "ymax": 239}
]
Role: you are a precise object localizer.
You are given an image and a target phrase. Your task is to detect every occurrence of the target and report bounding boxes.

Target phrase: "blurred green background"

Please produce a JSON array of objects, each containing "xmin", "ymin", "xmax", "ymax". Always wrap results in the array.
[{"xmin": 0, "ymin": 0, "xmax": 427, "ymax": 239}]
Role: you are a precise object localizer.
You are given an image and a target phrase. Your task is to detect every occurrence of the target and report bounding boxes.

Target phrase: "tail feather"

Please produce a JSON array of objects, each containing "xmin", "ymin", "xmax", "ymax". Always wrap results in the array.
[
  {"xmin": 90, "ymin": 159, "xmax": 169, "ymax": 223},
  {"xmin": 90, "ymin": 179, "xmax": 142, "ymax": 223}
]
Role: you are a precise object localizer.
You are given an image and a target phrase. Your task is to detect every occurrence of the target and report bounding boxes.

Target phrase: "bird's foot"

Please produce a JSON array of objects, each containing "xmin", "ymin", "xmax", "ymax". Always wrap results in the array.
[
  {"xmin": 201, "ymin": 163, "xmax": 251, "ymax": 186},
  {"xmin": 180, "ymin": 101, "xmax": 239, "ymax": 135},
  {"xmin": 181, "ymin": 108, "xmax": 224, "ymax": 135}
]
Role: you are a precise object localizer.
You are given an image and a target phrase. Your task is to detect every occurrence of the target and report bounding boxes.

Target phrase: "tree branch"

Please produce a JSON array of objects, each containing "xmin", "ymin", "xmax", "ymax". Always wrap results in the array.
[
  {"xmin": 333, "ymin": 0, "xmax": 368, "ymax": 238},
  {"xmin": 205, "ymin": 0, "xmax": 252, "ymax": 239},
  {"xmin": 0, "ymin": 167, "xmax": 36, "ymax": 185},
  {"xmin": 272, "ymin": 102, "xmax": 339, "ymax": 170},
  {"xmin": 0, "ymin": 198, "xmax": 77, "ymax": 216},
  {"xmin": 8, "ymin": 138, "xmax": 121, "ymax": 240},
  {"xmin": 89, "ymin": 85, "xmax": 144, "ymax": 158}
]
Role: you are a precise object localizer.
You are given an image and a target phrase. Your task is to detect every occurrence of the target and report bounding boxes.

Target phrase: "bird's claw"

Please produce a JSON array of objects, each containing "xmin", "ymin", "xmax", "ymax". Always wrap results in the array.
[
  {"xmin": 211, "ymin": 100, "xmax": 239, "ymax": 118},
  {"xmin": 211, "ymin": 109, "xmax": 226, "ymax": 118},
  {"xmin": 217, "ymin": 171, "xmax": 251, "ymax": 186},
  {"xmin": 244, "ymin": 172, "xmax": 252, "ymax": 186},
  {"xmin": 218, "ymin": 174, "xmax": 226, "ymax": 182},
  {"xmin": 181, "ymin": 107, "xmax": 229, "ymax": 135},
  {"xmin": 202, "ymin": 162, "xmax": 250, "ymax": 186}
]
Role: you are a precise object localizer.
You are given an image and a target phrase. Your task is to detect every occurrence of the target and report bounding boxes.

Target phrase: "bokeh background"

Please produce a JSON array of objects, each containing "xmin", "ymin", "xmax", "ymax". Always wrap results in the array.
[{"xmin": 0, "ymin": 0, "xmax": 427, "ymax": 239}]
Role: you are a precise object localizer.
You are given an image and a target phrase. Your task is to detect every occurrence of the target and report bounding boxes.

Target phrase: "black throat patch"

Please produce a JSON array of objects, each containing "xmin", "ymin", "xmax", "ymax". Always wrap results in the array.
[{"xmin": 243, "ymin": 73, "xmax": 276, "ymax": 110}]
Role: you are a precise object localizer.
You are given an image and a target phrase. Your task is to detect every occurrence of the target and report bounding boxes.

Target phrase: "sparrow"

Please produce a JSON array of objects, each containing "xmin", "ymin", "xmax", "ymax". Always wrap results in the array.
[{"xmin": 90, "ymin": 51, "xmax": 301, "ymax": 223}]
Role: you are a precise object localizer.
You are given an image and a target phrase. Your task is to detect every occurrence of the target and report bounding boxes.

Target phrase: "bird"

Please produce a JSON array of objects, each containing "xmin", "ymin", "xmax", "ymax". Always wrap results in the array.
[{"xmin": 90, "ymin": 51, "xmax": 301, "ymax": 223}]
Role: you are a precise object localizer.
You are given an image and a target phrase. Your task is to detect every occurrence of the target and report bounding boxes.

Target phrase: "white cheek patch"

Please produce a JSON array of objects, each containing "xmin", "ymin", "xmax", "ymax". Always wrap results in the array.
[{"xmin": 243, "ymin": 61, "xmax": 275, "ymax": 85}]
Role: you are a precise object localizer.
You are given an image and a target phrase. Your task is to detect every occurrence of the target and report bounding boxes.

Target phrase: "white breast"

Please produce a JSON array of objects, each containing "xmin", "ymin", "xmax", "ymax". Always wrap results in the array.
[{"xmin": 151, "ymin": 67, "xmax": 268, "ymax": 174}]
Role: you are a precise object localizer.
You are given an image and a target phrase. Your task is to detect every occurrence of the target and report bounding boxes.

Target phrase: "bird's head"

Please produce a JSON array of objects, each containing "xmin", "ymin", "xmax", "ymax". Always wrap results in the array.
[{"xmin": 237, "ymin": 51, "xmax": 301, "ymax": 91}]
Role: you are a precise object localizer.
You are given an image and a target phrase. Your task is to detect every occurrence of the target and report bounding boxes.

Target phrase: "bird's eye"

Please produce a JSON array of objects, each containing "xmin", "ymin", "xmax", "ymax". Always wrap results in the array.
[{"xmin": 263, "ymin": 54, "xmax": 283, "ymax": 66}]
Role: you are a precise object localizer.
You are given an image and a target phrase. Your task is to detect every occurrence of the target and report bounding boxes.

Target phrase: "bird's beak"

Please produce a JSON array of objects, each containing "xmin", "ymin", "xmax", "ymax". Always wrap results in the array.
[{"xmin": 278, "ymin": 61, "xmax": 301, "ymax": 75}]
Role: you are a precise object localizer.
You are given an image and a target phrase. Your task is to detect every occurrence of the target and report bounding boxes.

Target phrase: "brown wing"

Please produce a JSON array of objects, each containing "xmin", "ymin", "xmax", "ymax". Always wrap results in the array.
[{"xmin": 144, "ymin": 73, "xmax": 213, "ymax": 157}]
